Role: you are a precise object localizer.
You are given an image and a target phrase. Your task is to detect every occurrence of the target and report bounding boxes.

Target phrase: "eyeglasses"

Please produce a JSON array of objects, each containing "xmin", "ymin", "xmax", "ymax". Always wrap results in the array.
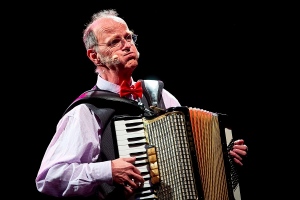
[{"xmin": 97, "ymin": 34, "xmax": 138, "ymax": 48}]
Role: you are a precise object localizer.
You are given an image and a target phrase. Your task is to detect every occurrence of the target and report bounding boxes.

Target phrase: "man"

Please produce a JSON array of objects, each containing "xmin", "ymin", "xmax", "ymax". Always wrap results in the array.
[{"xmin": 36, "ymin": 9, "xmax": 248, "ymax": 199}]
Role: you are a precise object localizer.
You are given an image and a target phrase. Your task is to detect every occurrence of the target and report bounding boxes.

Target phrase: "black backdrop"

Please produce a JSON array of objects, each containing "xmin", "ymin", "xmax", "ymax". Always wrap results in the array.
[{"xmin": 15, "ymin": 1, "xmax": 292, "ymax": 199}]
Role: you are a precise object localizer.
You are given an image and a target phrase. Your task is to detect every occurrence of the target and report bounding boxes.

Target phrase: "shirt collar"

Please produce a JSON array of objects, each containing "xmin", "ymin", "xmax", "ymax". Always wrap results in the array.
[{"xmin": 96, "ymin": 75, "xmax": 136, "ymax": 94}]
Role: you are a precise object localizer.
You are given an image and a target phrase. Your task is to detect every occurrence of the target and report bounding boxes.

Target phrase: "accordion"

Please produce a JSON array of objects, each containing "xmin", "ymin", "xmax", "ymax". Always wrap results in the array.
[{"xmin": 112, "ymin": 106, "xmax": 241, "ymax": 200}]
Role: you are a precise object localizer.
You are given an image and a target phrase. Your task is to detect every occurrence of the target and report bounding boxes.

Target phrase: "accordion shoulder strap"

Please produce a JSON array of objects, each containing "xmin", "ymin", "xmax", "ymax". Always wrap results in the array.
[
  {"xmin": 62, "ymin": 89, "xmax": 143, "ymax": 117},
  {"xmin": 139, "ymin": 79, "xmax": 166, "ymax": 109}
]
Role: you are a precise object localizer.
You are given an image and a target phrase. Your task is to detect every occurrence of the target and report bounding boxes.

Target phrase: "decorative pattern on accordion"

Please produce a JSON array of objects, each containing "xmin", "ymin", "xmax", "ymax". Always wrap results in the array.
[{"xmin": 113, "ymin": 106, "xmax": 241, "ymax": 200}]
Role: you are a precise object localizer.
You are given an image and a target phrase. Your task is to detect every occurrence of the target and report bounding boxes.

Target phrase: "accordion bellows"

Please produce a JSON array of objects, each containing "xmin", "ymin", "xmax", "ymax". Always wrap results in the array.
[
  {"xmin": 189, "ymin": 107, "xmax": 241, "ymax": 200},
  {"xmin": 113, "ymin": 106, "xmax": 241, "ymax": 200}
]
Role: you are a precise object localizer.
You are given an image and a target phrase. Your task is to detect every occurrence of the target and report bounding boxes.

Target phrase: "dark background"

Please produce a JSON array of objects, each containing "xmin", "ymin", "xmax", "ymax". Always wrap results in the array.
[{"xmin": 12, "ymin": 1, "xmax": 293, "ymax": 199}]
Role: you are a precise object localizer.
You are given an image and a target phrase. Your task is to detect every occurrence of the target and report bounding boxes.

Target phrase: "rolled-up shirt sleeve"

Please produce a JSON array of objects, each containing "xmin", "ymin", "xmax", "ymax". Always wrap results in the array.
[
  {"xmin": 36, "ymin": 104, "xmax": 112, "ymax": 197},
  {"xmin": 162, "ymin": 89, "xmax": 181, "ymax": 108}
]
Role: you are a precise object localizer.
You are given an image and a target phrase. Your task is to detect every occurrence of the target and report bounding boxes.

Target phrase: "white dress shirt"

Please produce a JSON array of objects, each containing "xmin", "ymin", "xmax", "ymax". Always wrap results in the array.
[{"xmin": 35, "ymin": 75, "xmax": 180, "ymax": 197}]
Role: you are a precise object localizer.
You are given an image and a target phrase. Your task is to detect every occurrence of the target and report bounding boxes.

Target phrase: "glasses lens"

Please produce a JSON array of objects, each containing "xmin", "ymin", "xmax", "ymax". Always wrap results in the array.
[{"xmin": 132, "ymin": 34, "xmax": 137, "ymax": 42}]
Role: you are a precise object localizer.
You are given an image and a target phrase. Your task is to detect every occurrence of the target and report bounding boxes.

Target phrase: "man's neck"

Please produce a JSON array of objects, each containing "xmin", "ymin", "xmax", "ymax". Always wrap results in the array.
[{"xmin": 100, "ymin": 73, "xmax": 132, "ymax": 85}]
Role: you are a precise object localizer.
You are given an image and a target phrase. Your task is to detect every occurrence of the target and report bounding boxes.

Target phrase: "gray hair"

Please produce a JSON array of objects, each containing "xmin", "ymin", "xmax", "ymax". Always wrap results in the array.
[{"xmin": 82, "ymin": 9, "xmax": 119, "ymax": 50}]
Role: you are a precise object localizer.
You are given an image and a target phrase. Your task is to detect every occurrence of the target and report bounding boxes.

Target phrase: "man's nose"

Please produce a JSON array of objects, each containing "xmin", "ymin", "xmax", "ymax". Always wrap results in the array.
[{"xmin": 122, "ymin": 38, "xmax": 134, "ymax": 48}]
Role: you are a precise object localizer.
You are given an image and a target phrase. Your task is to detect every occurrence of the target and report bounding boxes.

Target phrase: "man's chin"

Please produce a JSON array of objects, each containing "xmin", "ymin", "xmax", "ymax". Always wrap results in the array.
[{"xmin": 126, "ymin": 59, "xmax": 138, "ymax": 68}]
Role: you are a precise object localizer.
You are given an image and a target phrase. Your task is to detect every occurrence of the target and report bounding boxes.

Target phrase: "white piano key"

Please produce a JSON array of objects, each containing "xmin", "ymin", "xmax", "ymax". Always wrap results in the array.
[
  {"xmin": 136, "ymin": 164, "xmax": 149, "ymax": 173},
  {"xmin": 136, "ymin": 192, "xmax": 153, "ymax": 197},
  {"xmin": 115, "ymin": 130, "xmax": 145, "ymax": 140},
  {"xmin": 134, "ymin": 158, "xmax": 148, "ymax": 165},
  {"xmin": 141, "ymin": 179, "xmax": 152, "ymax": 188},
  {"xmin": 116, "ymin": 140, "xmax": 146, "ymax": 146},
  {"xmin": 118, "ymin": 151, "xmax": 146, "ymax": 157},
  {"xmin": 116, "ymin": 137, "xmax": 147, "ymax": 146},
  {"xmin": 118, "ymin": 144, "xmax": 147, "ymax": 153},
  {"xmin": 136, "ymin": 181, "xmax": 155, "ymax": 193},
  {"xmin": 135, "ymin": 193, "xmax": 156, "ymax": 200},
  {"xmin": 119, "ymin": 154, "xmax": 147, "ymax": 160},
  {"xmin": 114, "ymin": 119, "xmax": 143, "ymax": 130},
  {"xmin": 142, "ymin": 174, "xmax": 150, "ymax": 179}
]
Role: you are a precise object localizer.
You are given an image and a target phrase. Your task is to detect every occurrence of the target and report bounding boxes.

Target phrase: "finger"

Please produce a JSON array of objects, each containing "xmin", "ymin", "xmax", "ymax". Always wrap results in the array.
[
  {"xmin": 123, "ymin": 184, "xmax": 134, "ymax": 193},
  {"xmin": 130, "ymin": 171, "xmax": 145, "ymax": 184},
  {"xmin": 134, "ymin": 178, "xmax": 144, "ymax": 188},
  {"xmin": 229, "ymin": 150, "xmax": 242, "ymax": 161},
  {"xmin": 230, "ymin": 151, "xmax": 243, "ymax": 166},
  {"xmin": 125, "ymin": 178, "xmax": 139, "ymax": 189},
  {"xmin": 131, "ymin": 165, "xmax": 141, "ymax": 175},
  {"xmin": 130, "ymin": 170, "xmax": 145, "ymax": 187},
  {"xmin": 233, "ymin": 157, "xmax": 243, "ymax": 166},
  {"xmin": 232, "ymin": 148, "xmax": 247, "ymax": 156},
  {"xmin": 125, "ymin": 172, "xmax": 145, "ymax": 189},
  {"xmin": 234, "ymin": 144, "xmax": 248, "ymax": 151},
  {"xmin": 234, "ymin": 139, "xmax": 244, "ymax": 145},
  {"xmin": 122, "ymin": 157, "xmax": 136, "ymax": 164}
]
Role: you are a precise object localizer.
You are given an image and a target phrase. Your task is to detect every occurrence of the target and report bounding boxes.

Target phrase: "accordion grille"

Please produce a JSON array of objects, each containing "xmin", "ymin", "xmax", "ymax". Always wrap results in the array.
[{"xmin": 143, "ymin": 111, "xmax": 199, "ymax": 200}]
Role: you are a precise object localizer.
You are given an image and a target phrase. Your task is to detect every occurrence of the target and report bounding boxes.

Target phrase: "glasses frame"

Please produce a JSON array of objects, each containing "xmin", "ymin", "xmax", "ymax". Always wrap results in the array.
[{"xmin": 97, "ymin": 34, "xmax": 138, "ymax": 48}]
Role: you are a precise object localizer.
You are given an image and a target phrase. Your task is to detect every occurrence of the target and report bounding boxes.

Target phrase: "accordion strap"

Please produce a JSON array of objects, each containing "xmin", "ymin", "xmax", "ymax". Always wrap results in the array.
[
  {"xmin": 62, "ymin": 89, "xmax": 144, "ymax": 117},
  {"xmin": 139, "ymin": 79, "xmax": 165, "ymax": 109}
]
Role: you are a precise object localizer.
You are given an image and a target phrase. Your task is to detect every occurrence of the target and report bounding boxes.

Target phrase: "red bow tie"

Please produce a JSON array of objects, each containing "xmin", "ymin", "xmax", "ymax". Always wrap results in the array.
[{"xmin": 120, "ymin": 80, "xmax": 143, "ymax": 99}]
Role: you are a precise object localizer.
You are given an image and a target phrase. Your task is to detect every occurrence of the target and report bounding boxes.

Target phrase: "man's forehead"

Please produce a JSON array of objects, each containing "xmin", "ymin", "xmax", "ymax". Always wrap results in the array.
[{"xmin": 92, "ymin": 17, "xmax": 129, "ymax": 32}]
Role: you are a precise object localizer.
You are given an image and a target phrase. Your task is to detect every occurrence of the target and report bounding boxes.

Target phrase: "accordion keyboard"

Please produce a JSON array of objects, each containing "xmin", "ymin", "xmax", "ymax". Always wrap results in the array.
[{"xmin": 114, "ymin": 118, "xmax": 157, "ymax": 199}]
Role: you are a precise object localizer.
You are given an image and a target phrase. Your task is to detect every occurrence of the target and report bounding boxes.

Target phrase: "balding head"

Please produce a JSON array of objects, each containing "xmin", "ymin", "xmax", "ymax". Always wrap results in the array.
[{"xmin": 83, "ymin": 9, "xmax": 127, "ymax": 50}]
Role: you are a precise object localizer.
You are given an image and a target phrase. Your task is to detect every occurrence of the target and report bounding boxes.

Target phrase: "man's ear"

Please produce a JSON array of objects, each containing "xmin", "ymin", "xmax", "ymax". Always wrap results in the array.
[{"xmin": 87, "ymin": 49, "xmax": 100, "ymax": 64}]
